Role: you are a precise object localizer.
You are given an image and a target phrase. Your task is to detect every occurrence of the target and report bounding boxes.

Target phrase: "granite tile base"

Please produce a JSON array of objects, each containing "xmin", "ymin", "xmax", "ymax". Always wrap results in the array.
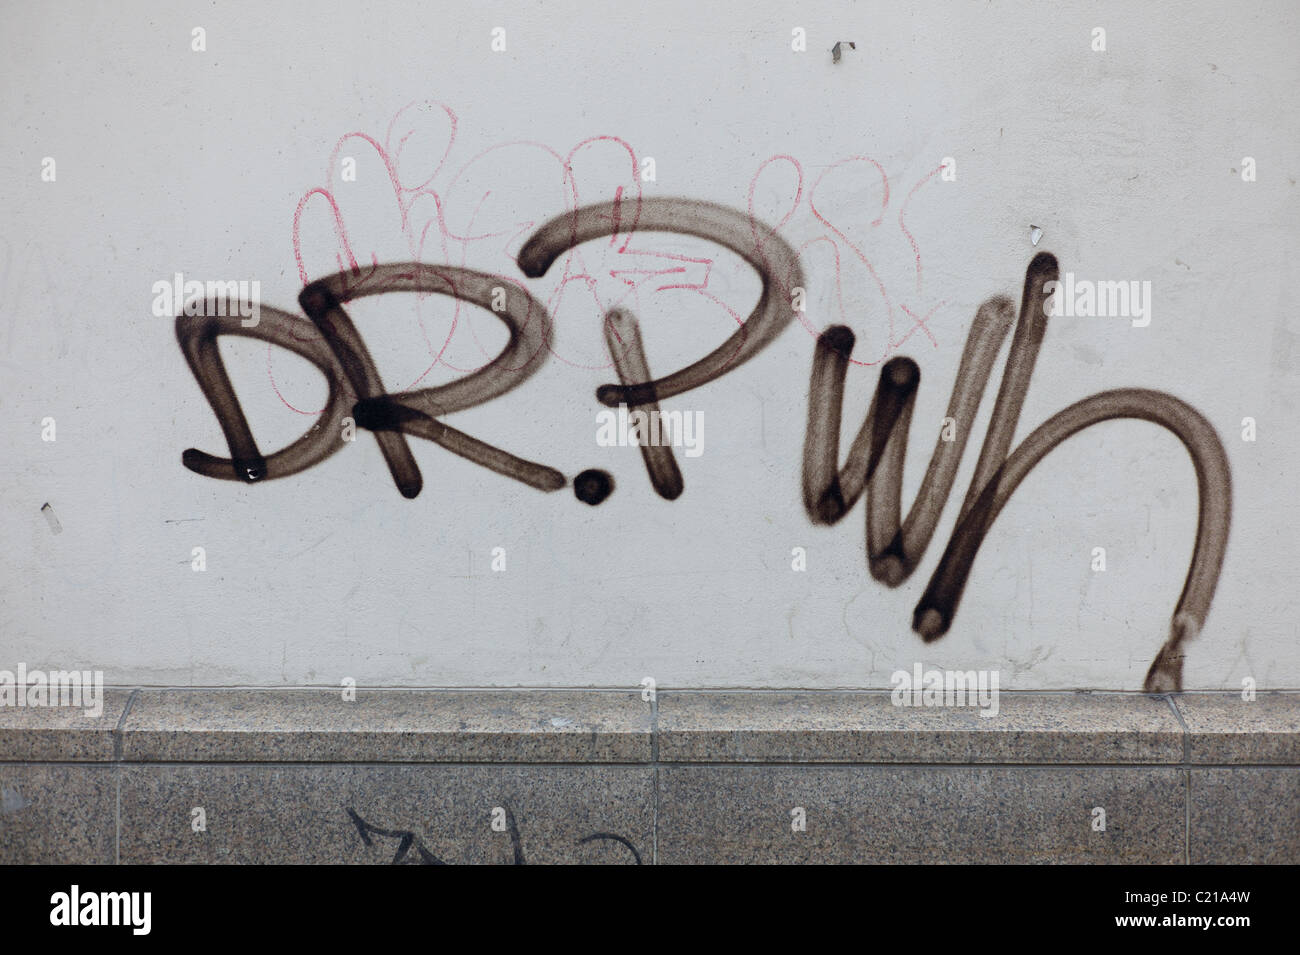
[
  {"xmin": 1189, "ymin": 768, "xmax": 1300, "ymax": 864},
  {"xmin": 120, "ymin": 689, "xmax": 652, "ymax": 763},
  {"xmin": 657, "ymin": 766, "xmax": 1185, "ymax": 864},
  {"xmin": 0, "ymin": 690, "xmax": 131, "ymax": 761},
  {"xmin": 2, "ymin": 690, "xmax": 1297, "ymax": 863},
  {"xmin": 119, "ymin": 764, "xmax": 653, "ymax": 864},
  {"xmin": 656, "ymin": 691, "xmax": 1183, "ymax": 763},
  {"xmin": 1174, "ymin": 693, "xmax": 1300, "ymax": 764},
  {"xmin": 0, "ymin": 764, "xmax": 117, "ymax": 864}
]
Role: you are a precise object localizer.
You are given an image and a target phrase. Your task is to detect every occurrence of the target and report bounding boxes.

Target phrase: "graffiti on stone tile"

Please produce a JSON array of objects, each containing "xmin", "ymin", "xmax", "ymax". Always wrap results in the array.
[{"xmin": 345, "ymin": 806, "xmax": 643, "ymax": 864}]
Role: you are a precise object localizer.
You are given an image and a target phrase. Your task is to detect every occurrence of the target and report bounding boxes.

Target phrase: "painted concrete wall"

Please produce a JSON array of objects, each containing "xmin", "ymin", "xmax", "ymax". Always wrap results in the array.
[{"xmin": 1, "ymin": 0, "xmax": 1296, "ymax": 689}]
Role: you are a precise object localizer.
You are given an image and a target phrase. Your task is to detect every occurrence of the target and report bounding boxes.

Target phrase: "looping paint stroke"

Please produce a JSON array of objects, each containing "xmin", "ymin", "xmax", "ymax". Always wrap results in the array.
[{"xmin": 176, "ymin": 194, "xmax": 1231, "ymax": 692}]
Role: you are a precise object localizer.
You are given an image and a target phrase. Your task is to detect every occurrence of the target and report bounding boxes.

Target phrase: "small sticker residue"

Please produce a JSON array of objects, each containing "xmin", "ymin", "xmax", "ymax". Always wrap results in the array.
[{"xmin": 40, "ymin": 503, "xmax": 62, "ymax": 535}]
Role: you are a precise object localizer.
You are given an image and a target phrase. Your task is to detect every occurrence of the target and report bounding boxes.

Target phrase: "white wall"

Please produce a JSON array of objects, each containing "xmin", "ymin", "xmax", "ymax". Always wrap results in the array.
[{"xmin": 1, "ymin": 0, "xmax": 1297, "ymax": 688}]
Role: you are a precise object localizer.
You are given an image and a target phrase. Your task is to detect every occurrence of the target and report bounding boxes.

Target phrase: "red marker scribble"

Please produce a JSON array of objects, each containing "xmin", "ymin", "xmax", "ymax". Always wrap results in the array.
[{"xmin": 283, "ymin": 108, "xmax": 947, "ymax": 416}]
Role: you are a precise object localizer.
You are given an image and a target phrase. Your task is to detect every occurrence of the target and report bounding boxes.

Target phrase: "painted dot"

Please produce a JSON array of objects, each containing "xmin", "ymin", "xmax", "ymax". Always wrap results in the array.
[{"xmin": 574, "ymin": 469, "xmax": 614, "ymax": 505}]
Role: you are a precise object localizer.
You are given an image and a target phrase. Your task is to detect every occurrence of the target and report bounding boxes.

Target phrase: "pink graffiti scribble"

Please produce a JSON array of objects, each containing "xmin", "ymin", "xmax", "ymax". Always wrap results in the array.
[{"xmin": 278, "ymin": 102, "xmax": 946, "ymax": 412}]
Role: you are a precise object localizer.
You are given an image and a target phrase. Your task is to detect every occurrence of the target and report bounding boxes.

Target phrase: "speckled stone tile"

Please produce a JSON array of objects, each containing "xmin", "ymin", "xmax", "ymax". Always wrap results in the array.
[
  {"xmin": 657, "ymin": 766, "xmax": 1184, "ymax": 863},
  {"xmin": 0, "ymin": 689, "xmax": 131, "ymax": 761},
  {"xmin": 119, "ymin": 764, "xmax": 652, "ymax": 864},
  {"xmin": 1173, "ymin": 693, "xmax": 1300, "ymax": 764},
  {"xmin": 1189, "ymin": 768, "xmax": 1300, "ymax": 864},
  {"xmin": 657, "ymin": 692, "xmax": 1182, "ymax": 764},
  {"xmin": 0, "ymin": 764, "xmax": 116, "ymax": 863},
  {"xmin": 120, "ymin": 689, "xmax": 652, "ymax": 763}
]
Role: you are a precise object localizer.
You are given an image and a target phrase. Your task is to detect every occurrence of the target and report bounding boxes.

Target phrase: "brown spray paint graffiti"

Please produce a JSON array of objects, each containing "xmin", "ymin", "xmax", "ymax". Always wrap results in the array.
[{"xmin": 175, "ymin": 195, "xmax": 1231, "ymax": 692}]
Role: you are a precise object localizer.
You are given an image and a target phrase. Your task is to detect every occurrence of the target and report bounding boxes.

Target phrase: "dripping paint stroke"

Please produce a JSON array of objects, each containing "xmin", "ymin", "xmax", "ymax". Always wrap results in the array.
[{"xmin": 176, "ymin": 196, "xmax": 1232, "ymax": 692}]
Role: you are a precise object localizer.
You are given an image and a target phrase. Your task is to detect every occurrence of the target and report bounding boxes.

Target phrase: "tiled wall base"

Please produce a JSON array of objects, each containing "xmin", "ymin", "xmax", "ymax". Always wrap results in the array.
[{"xmin": 2, "ymin": 691, "xmax": 1296, "ymax": 864}]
